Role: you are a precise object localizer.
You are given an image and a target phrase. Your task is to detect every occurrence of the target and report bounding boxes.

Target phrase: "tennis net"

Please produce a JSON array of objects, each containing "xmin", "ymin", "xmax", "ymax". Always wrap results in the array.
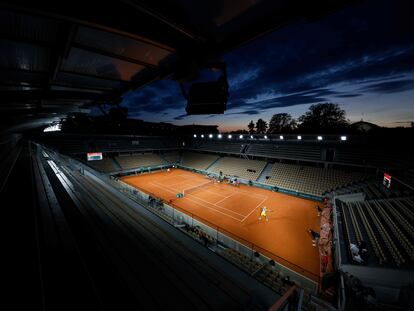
[{"xmin": 182, "ymin": 180, "xmax": 213, "ymax": 197}]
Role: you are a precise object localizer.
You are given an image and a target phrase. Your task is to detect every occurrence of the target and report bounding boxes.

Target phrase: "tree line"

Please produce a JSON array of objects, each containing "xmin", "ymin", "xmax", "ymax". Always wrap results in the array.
[{"xmin": 244, "ymin": 103, "xmax": 350, "ymax": 134}]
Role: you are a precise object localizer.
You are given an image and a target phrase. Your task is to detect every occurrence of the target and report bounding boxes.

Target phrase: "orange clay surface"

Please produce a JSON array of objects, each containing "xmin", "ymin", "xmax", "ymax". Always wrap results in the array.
[{"xmin": 122, "ymin": 168, "xmax": 320, "ymax": 282}]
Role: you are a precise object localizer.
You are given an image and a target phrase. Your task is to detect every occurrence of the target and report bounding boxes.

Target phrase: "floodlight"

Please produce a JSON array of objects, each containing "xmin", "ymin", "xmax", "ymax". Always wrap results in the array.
[
  {"xmin": 279, "ymin": 135, "xmax": 284, "ymax": 140},
  {"xmin": 209, "ymin": 134, "xmax": 213, "ymax": 138},
  {"xmin": 201, "ymin": 134, "xmax": 204, "ymax": 138},
  {"xmin": 250, "ymin": 135, "xmax": 254, "ymax": 139},
  {"xmin": 228, "ymin": 134, "xmax": 232, "ymax": 139},
  {"xmin": 297, "ymin": 135, "xmax": 302, "ymax": 140},
  {"xmin": 218, "ymin": 134, "xmax": 222, "ymax": 138},
  {"xmin": 341, "ymin": 136, "xmax": 347, "ymax": 141},
  {"xmin": 193, "ymin": 134, "xmax": 197, "ymax": 138},
  {"xmin": 239, "ymin": 135, "xmax": 243, "ymax": 139},
  {"xmin": 264, "ymin": 135, "xmax": 268, "ymax": 139},
  {"xmin": 317, "ymin": 136, "xmax": 323, "ymax": 141}
]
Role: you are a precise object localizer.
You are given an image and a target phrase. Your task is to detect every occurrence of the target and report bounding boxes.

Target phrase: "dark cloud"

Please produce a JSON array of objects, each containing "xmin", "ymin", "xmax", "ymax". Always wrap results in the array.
[
  {"xmin": 335, "ymin": 94, "xmax": 362, "ymax": 98},
  {"xmin": 118, "ymin": 0, "xmax": 414, "ymax": 122},
  {"xmin": 173, "ymin": 114, "xmax": 188, "ymax": 120},
  {"xmin": 359, "ymin": 79, "xmax": 414, "ymax": 94}
]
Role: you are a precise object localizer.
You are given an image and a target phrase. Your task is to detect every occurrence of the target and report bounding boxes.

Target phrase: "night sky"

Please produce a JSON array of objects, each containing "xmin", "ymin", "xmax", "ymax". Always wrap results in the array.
[{"xmin": 119, "ymin": 0, "xmax": 414, "ymax": 132}]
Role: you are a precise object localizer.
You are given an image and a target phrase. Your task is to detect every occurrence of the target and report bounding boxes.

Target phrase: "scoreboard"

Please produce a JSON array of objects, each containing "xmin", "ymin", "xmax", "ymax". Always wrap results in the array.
[
  {"xmin": 87, "ymin": 152, "xmax": 103, "ymax": 161},
  {"xmin": 383, "ymin": 173, "xmax": 391, "ymax": 188}
]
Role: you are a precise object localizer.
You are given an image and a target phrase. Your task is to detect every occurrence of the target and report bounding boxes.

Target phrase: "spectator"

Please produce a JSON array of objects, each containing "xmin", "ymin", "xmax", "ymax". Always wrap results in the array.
[
  {"xmin": 308, "ymin": 228, "xmax": 320, "ymax": 246},
  {"xmin": 316, "ymin": 205, "xmax": 323, "ymax": 216},
  {"xmin": 358, "ymin": 241, "xmax": 368, "ymax": 263},
  {"xmin": 322, "ymin": 251, "xmax": 329, "ymax": 273},
  {"xmin": 199, "ymin": 231, "xmax": 209, "ymax": 247},
  {"xmin": 282, "ymin": 276, "xmax": 294, "ymax": 286},
  {"xmin": 353, "ymin": 254, "xmax": 364, "ymax": 264},
  {"xmin": 350, "ymin": 243, "xmax": 360, "ymax": 256}
]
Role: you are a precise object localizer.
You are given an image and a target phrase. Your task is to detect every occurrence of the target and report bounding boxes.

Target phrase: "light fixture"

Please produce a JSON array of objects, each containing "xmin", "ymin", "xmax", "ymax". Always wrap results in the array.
[
  {"xmin": 193, "ymin": 134, "xmax": 197, "ymax": 138},
  {"xmin": 279, "ymin": 135, "xmax": 284, "ymax": 140},
  {"xmin": 239, "ymin": 135, "xmax": 243, "ymax": 139},
  {"xmin": 317, "ymin": 136, "xmax": 323, "ymax": 141},
  {"xmin": 297, "ymin": 135, "xmax": 302, "ymax": 140},
  {"xmin": 209, "ymin": 134, "xmax": 213, "ymax": 138},
  {"xmin": 43, "ymin": 124, "xmax": 61, "ymax": 132},
  {"xmin": 264, "ymin": 135, "xmax": 268, "ymax": 139},
  {"xmin": 341, "ymin": 136, "xmax": 347, "ymax": 141},
  {"xmin": 250, "ymin": 135, "xmax": 254, "ymax": 139},
  {"xmin": 228, "ymin": 134, "xmax": 232, "ymax": 139},
  {"xmin": 201, "ymin": 134, "xmax": 204, "ymax": 138},
  {"xmin": 218, "ymin": 134, "xmax": 222, "ymax": 139}
]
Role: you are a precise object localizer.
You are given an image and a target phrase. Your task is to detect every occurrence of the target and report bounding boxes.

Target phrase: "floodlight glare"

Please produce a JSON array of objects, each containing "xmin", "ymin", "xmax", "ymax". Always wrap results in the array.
[
  {"xmin": 201, "ymin": 134, "xmax": 204, "ymax": 138},
  {"xmin": 264, "ymin": 135, "xmax": 268, "ymax": 139},
  {"xmin": 317, "ymin": 136, "xmax": 323, "ymax": 141},
  {"xmin": 228, "ymin": 134, "xmax": 232, "ymax": 139},
  {"xmin": 193, "ymin": 134, "xmax": 197, "ymax": 138},
  {"xmin": 250, "ymin": 135, "xmax": 254, "ymax": 139},
  {"xmin": 218, "ymin": 134, "xmax": 222, "ymax": 138},
  {"xmin": 209, "ymin": 134, "xmax": 213, "ymax": 138},
  {"xmin": 239, "ymin": 135, "xmax": 243, "ymax": 139},
  {"xmin": 341, "ymin": 136, "xmax": 347, "ymax": 141},
  {"xmin": 297, "ymin": 135, "xmax": 302, "ymax": 140},
  {"xmin": 43, "ymin": 124, "xmax": 61, "ymax": 132},
  {"xmin": 279, "ymin": 135, "xmax": 284, "ymax": 140}
]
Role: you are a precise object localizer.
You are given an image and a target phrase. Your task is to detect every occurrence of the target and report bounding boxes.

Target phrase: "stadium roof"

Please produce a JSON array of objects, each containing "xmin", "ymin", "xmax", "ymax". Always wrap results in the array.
[{"xmin": 0, "ymin": 0, "xmax": 356, "ymax": 133}]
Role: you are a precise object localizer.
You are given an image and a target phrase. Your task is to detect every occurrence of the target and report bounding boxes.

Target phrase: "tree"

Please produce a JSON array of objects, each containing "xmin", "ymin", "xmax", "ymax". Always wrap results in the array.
[
  {"xmin": 267, "ymin": 113, "xmax": 297, "ymax": 133},
  {"xmin": 255, "ymin": 118, "xmax": 268, "ymax": 134},
  {"xmin": 248, "ymin": 120, "xmax": 255, "ymax": 134},
  {"xmin": 298, "ymin": 103, "xmax": 349, "ymax": 132},
  {"xmin": 229, "ymin": 129, "xmax": 249, "ymax": 134}
]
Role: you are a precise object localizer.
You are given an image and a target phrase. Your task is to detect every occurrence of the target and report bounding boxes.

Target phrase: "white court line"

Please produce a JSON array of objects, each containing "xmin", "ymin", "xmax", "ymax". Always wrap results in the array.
[
  {"xmin": 241, "ymin": 196, "xmax": 268, "ymax": 222},
  {"xmin": 211, "ymin": 183, "xmax": 267, "ymax": 200},
  {"xmin": 150, "ymin": 181, "xmax": 245, "ymax": 219},
  {"xmin": 149, "ymin": 182, "xmax": 244, "ymax": 221},
  {"xmin": 152, "ymin": 180, "xmax": 246, "ymax": 218},
  {"xmin": 202, "ymin": 188, "xmax": 227, "ymax": 198},
  {"xmin": 185, "ymin": 192, "xmax": 245, "ymax": 217},
  {"xmin": 215, "ymin": 192, "xmax": 237, "ymax": 205}
]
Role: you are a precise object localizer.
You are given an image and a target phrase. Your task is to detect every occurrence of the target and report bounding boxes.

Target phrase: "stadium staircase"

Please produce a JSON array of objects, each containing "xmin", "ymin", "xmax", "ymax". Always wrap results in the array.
[
  {"xmin": 257, "ymin": 162, "xmax": 273, "ymax": 183},
  {"xmin": 158, "ymin": 153, "xmax": 170, "ymax": 166},
  {"xmin": 112, "ymin": 157, "xmax": 123, "ymax": 171},
  {"xmin": 205, "ymin": 156, "xmax": 222, "ymax": 171},
  {"xmin": 241, "ymin": 144, "xmax": 249, "ymax": 154}
]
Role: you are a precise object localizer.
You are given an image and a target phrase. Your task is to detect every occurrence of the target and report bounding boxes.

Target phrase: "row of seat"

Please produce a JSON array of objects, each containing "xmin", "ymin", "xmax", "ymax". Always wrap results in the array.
[
  {"xmin": 341, "ymin": 198, "xmax": 414, "ymax": 268},
  {"xmin": 87, "ymin": 158, "xmax": 117, "ymax": 173},
  {"xmin": 353, "ymin": 202, "xmax": 387, "ymax": 265},
  {"xmin": 220, "ymin": 248, "xmax": 294, "ymax": 294},
  {"xmin": 208, "ymin": 157, "xmax": 267, "ymax": 180},
  {"xmin": 192, "ymin": 141, "xmax": 245, "ymax": 154},
  {"xmin": 162, "ymin": 151, "xmax": 180, "ymax": 164},
  {"xmin": 40, "ymin": 135, "xmax": 181, "ymax": 154},
  {"xmin": 180, "ymin": 152, "xmax": 218, "ymax": 170},
  {"xmin": 372, "ymin": 201, "xmax": 414, "ymax": 261},
  {"xmin": 333, "ymin": 178, "xmax": 410, "ymax": 199},
  {"xmin": 264, "ymin": 163, "xmax": 369, "ymax": 196},
  {"xmin": 115, "ymin": 153, "xmax": 164, "ymax": 170},
  {"xmin": 246, "ymin": 143, "xmax": 322, "ymax": 161},
  {"xmin": 385, "ymin": 199, "xmax": 414, "ymax": 240}
]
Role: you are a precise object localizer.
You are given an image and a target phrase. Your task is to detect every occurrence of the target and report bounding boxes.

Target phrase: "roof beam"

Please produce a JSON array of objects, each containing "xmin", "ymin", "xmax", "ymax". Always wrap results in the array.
[{"xmin": 71, "ymin": 42, "xmax": 157, "ymax": 69}]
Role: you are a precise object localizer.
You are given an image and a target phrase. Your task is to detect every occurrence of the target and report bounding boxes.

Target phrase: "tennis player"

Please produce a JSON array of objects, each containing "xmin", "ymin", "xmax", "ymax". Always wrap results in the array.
[{"xmin": 259, "ymin": 206, "xmax": 271, "ymax": 222}]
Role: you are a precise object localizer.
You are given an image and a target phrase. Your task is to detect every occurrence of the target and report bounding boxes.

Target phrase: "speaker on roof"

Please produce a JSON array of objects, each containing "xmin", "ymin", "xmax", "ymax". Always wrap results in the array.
[{"xmin": 180, "ymin": 65, "xmax": 229, "ymax": 115}]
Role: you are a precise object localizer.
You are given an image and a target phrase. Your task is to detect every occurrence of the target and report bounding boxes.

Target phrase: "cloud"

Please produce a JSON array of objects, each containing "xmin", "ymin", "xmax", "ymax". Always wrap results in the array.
[
  {"xmin": 335, "ymin": 93, "xmax": 362, "ymax": 98},
  {"xmin": 173, "ymin": 114, "xmax": 188, "ymax": 120},
  {"xmin": 359, "ymin": 79, "xmax": 414, "ymax": 94},
  {"xmin": 116, "ymin": 0, "xmax": 414, "ymax": 125}
]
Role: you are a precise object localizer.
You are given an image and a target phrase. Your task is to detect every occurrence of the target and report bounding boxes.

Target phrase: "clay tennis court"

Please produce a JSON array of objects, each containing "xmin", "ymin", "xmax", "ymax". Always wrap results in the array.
[{"xmin": 122, "ymin": 168, "xmax": 321, "ymax": 282}]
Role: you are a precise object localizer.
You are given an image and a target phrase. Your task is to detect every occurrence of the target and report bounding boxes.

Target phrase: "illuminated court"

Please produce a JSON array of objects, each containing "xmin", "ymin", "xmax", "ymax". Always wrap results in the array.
[{"xmin": 122, "ymin": 168, "xmax": 321, "ymax": 282}]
